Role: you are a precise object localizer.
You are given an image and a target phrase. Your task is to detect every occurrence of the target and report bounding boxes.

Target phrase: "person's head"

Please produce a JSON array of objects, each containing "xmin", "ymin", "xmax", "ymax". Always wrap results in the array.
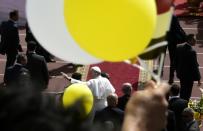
[
  {"xmin": 27, "ymin": 41, "xmax": 37, "ymax": 52},
  {"xmin": 107, "ymin": 93, "xmax": 118, "ymax": 107},
  {"xmin": 71, "ymin": 72, "xmax": 82, "ymax": 81},
  {"xmin": 9, "ymin": 10, "xmax": 19, "ymax": 21},
  {"xmin": 122, "ymin": 83, "xmax": 132, "ymax": 96},
  {"xmin": 90, "ymin": 66, "xmax": 101, "ymax": 78},
  {"xmin": 186, "ymin": 34, "xmax": 196, "ymax": 46},
  {"xmin": 170, "ymin": 84, "xmax": 180, "ymax": 96},
  {"xmin": 16, "ymin": 53, "xmax": 27, "ymax": 65},
  {"xmin": 182, "ymin": 108, "xmax": 194, "ymax": 123}
]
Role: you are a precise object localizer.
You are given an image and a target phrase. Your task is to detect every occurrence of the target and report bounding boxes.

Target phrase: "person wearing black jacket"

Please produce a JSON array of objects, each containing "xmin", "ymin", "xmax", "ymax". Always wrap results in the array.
[
  {"xmin": 175, "ymin": 34, "xmax": 201, "ymax": 101},
  {"xmin": 0, "ymin": 10, "xmax": 23, "ymax": 83},
  {"xmin": 167, "ymin": 15, "xmax": 187, "ymax": 84},
  {"xmin": 26, "ymin": 41, "xmax": 49, "ymax": 91},
  {"xmin": 4, "ymin": 54, "xmax": 30, "ymax": 88},
  {"xmin": 168, "ymin": 84, "xmax": 188, "ymax": 131},
  {"xmin": 181, "ymin": 108, "xmax": 200, "ymax": 131},
  {"xmin": 117, "ymin": 83, "xmax": 132, "ymax": 111},
  {"xmin": 94, "ymin": 94, "xmax": 124, "ymax": 131}
]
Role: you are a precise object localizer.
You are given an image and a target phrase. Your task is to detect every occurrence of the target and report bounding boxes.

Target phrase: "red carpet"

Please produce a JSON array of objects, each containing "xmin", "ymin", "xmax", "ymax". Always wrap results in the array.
[{"xmin": 86, "ymin": 62, "xmax": 139, "ymax": 96}]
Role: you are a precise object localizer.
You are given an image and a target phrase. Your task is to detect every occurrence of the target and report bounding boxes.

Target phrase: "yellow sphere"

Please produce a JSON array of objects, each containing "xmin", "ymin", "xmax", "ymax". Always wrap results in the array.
[
  {"xmin": 64, "ymin": 0, "xmax": 157, "ymax": 61},
  {"xmin": 62, "ymin": 83, "xmax": 93, "ymax": 116}
]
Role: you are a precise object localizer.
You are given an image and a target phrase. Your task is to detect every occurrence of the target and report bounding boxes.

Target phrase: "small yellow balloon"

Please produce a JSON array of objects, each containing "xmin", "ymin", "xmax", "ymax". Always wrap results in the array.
[
  {"xmin": 62, "ymin": 83, "xmax": 93, "ymax": 116},
  {"xmin": 64, "ymin": 0, "xmax": 157, "ymax": 61}
]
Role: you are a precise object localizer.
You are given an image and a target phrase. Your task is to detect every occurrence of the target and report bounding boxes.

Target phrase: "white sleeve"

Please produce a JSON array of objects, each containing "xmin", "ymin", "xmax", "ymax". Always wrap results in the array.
[
  {"xmin": 105, "ymin": 79, "xmax": 115, "ymax": 94},
  {"xmin": 70, "ymin": 78, "xmax": 86, "ymax": 84}
]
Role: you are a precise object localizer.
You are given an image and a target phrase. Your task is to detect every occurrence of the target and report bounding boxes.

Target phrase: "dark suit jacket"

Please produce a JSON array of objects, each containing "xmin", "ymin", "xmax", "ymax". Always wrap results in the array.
[
  {"xmin": 168, "ymin": 97, "xmax": 188, "ymax": 131},
  {"xmin": 117, "ymin": 94, "xmax": 130, "ymax": 111},
  {"xmin": 4, "ymin": 64, "xmax": 30, "ymax": 88},
  {"xmin": 166, "ymin": 110, "xmax": 176, "ymax": 131},
  {"xmin": 175, "ymin": 43, "xmax": 201, "ymax": 81},
  {"xmin": 0, "ymin": 20, "xmax": 22, "ymax": 54},
  {"xmin": 167, "ymin": 15, "xmax": 186, "ymax": 45},
  {"xmin": 181, "ymin": 120, "xmax": 200, "ymax": 131},
  {"xmin": 94, "ymin": 106, "xmax": 124, "ymax": 131},
  {"xmin": 27, "ymin": 52, "xmax": 49, "ymax": 90}
]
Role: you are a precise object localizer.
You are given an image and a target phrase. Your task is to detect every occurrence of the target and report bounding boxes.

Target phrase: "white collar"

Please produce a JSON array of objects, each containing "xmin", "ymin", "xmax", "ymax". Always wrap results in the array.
[{"xmin": 169, "ymin": 96, "xmax": 179, "ymax": 100}]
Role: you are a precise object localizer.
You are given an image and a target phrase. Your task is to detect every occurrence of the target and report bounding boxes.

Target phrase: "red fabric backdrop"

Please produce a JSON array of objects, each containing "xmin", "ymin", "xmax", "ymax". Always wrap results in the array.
[{"xmin": 87, "ymin": 62, "xmax": 139, "ymax": 96}]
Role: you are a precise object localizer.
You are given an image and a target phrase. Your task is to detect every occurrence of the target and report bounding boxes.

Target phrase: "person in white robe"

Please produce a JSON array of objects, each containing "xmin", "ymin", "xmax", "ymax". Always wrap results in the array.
[{"xmin": 61, "ymin": 66, "xmax": 115, "ymax": 112}]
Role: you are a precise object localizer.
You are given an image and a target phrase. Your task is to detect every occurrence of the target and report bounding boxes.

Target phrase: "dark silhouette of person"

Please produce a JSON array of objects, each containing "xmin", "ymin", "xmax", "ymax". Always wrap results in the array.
[
  {"xmin": 71, "ymin": 72, "xmax": 82, "ymax": 81},
  {"xmin": 4, "ymin": 53, "xmax": 30, "ymax": 88},
  {"xmin": 0, "ymin": 80, "xmax": 171, "ymax": 131},
  {"xmin": 94, "ymin": 94, "xmax": 124, "ymax": 131},
  {"xmin": 175, "ymin": 34, "xmax": 201, "ymax": 101},
  {"xmin": 165, "ymin": 109, "xmax": 176, "ymax": 131},
  {"xmin": 117, "ymin": 83, "xmax": 132, "ymax": 111},
  {"xmin": 0, "ymin": 86, "xmax": 87, "ymax": 131},
  {"xmin": 167, "ymin": 15, "xmax": 187, "ymax": 84},
  {"xmin": 0, "ymin": 10, "xmax": 23, "ymax": 83},
  {"xmin": 181, "ymin": 108, "xmax": 200, "ymax": 131},
  {"xmin": 25, "ymin": 22, "xmax": 55, "ymax": 62},
  {"xmin": 168, "ymin": 84, "xmax": 188, "ymax": 131},
  {"xmin": 26, "ymin": 41, "xmax": 49, "ymax": 91}
]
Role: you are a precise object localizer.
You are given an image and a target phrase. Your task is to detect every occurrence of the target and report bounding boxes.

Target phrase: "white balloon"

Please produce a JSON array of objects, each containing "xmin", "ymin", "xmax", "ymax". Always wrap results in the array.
[{"xmin": 26, "ymin": 0, "xmax": 102, "ymax": 64}]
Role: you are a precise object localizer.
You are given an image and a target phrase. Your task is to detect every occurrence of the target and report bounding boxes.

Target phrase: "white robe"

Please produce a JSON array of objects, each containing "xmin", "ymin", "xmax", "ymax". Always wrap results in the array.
[
  {"xmin": 70, "ymin": 75, "xmax": 115, "ymax": 111},
  {"xmin": 87, "ymin": 76, "xmax": 115, "ymax": 111}
]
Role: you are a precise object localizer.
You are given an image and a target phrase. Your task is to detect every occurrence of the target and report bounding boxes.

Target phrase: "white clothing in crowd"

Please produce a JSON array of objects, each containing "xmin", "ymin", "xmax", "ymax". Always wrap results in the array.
[
  {"xmin": 87, "ymin": 75, "xmax": 115, "ymax": 111},
  {"xmin": 69, "ymin": 67, "xmax": 115, "ymax": 111}
]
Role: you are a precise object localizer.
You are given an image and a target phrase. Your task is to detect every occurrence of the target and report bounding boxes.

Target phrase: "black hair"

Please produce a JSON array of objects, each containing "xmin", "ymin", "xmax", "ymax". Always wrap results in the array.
[
  {"xmin": 27, "ymin": 41, "xmax": 37, "ymax": 51},
  {"xmin": 170, "ymin": 84, "xmax": 180, "ymax": 96},
  {"xmin": 16, "ymin": 53, "xmax": 27, "ymax": 64},
  {"xmin": 101, "ymin": 72, "xmax": 110, "ymax": 79},
  {"xmin": 71, "ymin": 72, "xmax": 82, "ymax": 81},
  {"xmin": 0, "ymin": 87, "xmax": 91, "ymax": 131},
  {"xmin": 9, "ymin": 10, "xmax": 18, "ymax": 19},
  {"xmin": 186, "ymin": 34, "xmax": 195, "ymax": 42}
]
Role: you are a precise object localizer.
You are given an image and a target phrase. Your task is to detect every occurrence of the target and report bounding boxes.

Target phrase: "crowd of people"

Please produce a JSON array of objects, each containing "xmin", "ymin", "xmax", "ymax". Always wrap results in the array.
[
  {"xmin": 0, "ymin": 9, "xmax": 202, "ymax": 131},
  {"xmin": 0, "ymin": 10, "xmax": 50, "ymax": 90}
]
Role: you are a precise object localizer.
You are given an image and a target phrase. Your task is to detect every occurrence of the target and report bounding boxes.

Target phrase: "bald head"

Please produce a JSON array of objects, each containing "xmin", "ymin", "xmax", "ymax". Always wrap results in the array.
[
  {"xmin": 107, "ymin": 93, "xmax": 118, "ymax": 107},
  {"xmin": 122, "ymin": 83, "xmax": 132, "ymax": 95}
]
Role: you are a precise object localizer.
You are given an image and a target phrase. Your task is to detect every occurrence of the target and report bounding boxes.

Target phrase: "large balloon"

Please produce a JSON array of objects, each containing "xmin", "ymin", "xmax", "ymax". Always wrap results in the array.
[
  {"xmin": 26, "ymin": 0, "xmax": 102, "ymax": 64},
  {"xmin": 63, "ymin": 83, "xmax": 93, "ymax": 117},
  {"xmin": 26, "ymin": 0, "xmax": 157, "ymax": 63},
  {"xmin": 64, "ymin": 0, "xmax": 157, "ymax": 61}
]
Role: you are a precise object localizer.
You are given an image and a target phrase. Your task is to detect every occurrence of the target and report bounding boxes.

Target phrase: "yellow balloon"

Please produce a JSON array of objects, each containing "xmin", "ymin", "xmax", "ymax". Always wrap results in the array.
[
  {"xmin": 62, "ymin": 83, "xmax": 93, "ymax": 116},
  {"xmin": 64, "ymin": 0, "xmax": 157, "ymax": 61}
]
